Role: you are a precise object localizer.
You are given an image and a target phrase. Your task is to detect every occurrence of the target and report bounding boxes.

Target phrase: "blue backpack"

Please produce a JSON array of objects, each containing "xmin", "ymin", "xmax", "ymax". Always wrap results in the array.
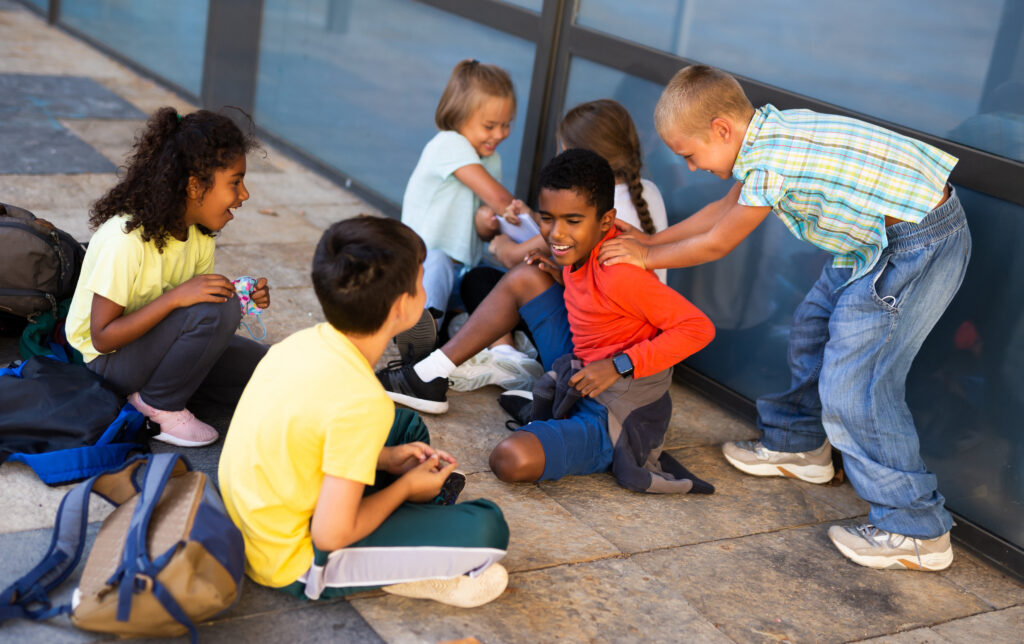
[{"xmin": 0, "ymin": 355, "xmax": 148, "ymax": 485}]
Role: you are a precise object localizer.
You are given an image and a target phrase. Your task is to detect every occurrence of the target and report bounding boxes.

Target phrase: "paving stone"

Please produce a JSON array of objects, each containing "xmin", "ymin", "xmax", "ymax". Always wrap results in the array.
[
  {"xmin": 849, "ymin": 627, "xmax": 952, "ymax": 643},
  {"xmin": 632, "ymin": 524, "xmax": 993, "ymax": 644},
  {"xmin": 58, "ymin": 118, "xmax": 143, "ymax": 167},
  {"xmin": 459, "ymin": 473, "xmax": 620, "ymax": 572},
  {"xmin": 254, "ymin": 286, "xmax": 325, "ymax": 344},
  {"xmin": 214, "ymin": 241, "xmax": 317, "ymax": 290},
  {"xmin": 0, "ymin": 461, "xmax": 115, "ymax": 534},
  {"xmin": 665, "ymin": 383, "xmax": 760, "ymax": 449},
  {"xmin": 351, "ymin": 558, "xmax": 730, "ymax": 644},
  {"xmin": 299, "ymin": 201, "xmax": 384, "ymax": 232},
  {"xmin": 929, "ymin": 605, "xmax": 1024, "ymax": 644},
  {"xmin": 0, "ymin": 174, "xmax": 98, "ymax": 210},
  {"xmin": 539, "ymin": 444, "xmax": 864, "ymax": 553},
  {"xmin": 416, "ymin": 386, "xmax": 510, "ymax": 475},
  {"xmin": 250, "ymin": 171, "xmax": 359, "ymax": 208},
  {"xmin": 214, "ymin": 202, "xmax": 325, "ymax": 248},
  {"xmin": 116, "ymin": 601, "xmax": 384, "ymax": 644},
  {"xmin": 936, "ymin": 548, "xmax": 1024, "ymax": 609}
]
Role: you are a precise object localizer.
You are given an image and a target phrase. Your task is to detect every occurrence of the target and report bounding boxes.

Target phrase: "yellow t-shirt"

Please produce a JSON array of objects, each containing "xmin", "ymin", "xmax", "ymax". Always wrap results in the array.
[
  {"xmin": 65, "ymin": 215, "xmax": 215, "ymax": 362},
  {"xmin": 217, "ymin": 324, "xmax": 395, "ymax": 588}
]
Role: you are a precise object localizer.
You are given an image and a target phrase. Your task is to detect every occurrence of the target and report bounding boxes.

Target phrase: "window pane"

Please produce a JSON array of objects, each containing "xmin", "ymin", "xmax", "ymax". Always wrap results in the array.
[
  {"xmin": 576, "ymin": 0, "xmax": 1024, "ymax": 163},
  {"xmin": 563, "ymin": 57, "xmax": 1024, "ymax": 546},
  {"xmin": 255, "ymin": 0, "xmax": 535, "ymax": 205},
  {"xmin": 59, "ymin": 0, "xmax": 208, "ymax": 96}
]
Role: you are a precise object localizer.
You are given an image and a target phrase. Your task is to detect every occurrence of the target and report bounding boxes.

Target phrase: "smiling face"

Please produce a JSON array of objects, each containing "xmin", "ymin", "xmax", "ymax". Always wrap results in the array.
[
  {"xmin": 184, "ymin": 155, "xmax": 249, "ymax": 232},
  {"xmin": 537, "ymin": 187, "xmax": 616, "ymax": 270},
  {"xmin": 458, "ymin": 95, "xmax": 515, "ymax": 158},
  {"xmin": 661, "ymin": 118, "xmax": 743, "ymax": 180}
]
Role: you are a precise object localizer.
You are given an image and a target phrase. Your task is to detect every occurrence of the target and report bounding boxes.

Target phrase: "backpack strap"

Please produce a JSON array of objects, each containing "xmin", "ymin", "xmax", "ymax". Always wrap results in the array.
[
  {"xmin": 107, "ymin": 453, "xmax": 199, "ymax": 643},
  {"xmin": 0, "ymin": 454, "xmax": 148, "ymax": 624}
]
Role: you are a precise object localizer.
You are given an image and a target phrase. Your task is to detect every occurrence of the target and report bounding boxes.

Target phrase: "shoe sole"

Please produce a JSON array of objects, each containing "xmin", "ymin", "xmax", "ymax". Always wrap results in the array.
[
  {"xmin": 382, "ymin": 563, "xmax": 508, "ymax": 608},
  {"xmin": 829, "ymin": 535, "xmax": 954, "ymax": 571},
  {"xmin": 386, "ymin": 390, "xmax": 449, "ymax": 414},
  {"xmin": 723, "ymin": 451, "xmax": 834, "ymax": 484},
  {"xmin": 152, "ymin": 431, "xmax": 218, "ymax": 448}
]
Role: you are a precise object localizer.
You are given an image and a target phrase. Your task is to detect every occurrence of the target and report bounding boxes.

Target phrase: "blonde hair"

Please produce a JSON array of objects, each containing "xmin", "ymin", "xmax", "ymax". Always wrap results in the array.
[
  {"xmin": 435, "ymin": 59, "xmax": 516, "ymax": 131},
  {"xmin": 654, "ymin": 65, "xmax": 753, "ymax": 139},
  {"xmin": 557, "ymin": 99, "xmax": 656, "ymax": 235}
]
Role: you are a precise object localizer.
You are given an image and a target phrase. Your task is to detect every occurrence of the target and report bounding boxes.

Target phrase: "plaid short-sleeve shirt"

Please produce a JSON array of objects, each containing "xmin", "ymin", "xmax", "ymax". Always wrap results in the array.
[{"xmin": 733, "ymin": 104, "xmax": 956, "ymax": 283}]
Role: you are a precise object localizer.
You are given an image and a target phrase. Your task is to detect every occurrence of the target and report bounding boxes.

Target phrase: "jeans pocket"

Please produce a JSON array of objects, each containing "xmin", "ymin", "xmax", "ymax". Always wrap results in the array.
[{"xmin": 870, "ymin": 255, "xmax": 900, "ymax": 312}]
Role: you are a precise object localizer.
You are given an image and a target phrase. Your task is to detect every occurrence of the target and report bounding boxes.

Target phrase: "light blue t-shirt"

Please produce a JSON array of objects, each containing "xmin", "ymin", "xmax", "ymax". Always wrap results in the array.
[{"xmin": 401, "ymin": 130, "xmax": 502, "ymax": 266}]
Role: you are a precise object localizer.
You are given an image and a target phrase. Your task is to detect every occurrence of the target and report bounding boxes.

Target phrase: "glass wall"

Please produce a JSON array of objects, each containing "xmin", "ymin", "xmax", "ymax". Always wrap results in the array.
[
  {"xmin": 576, "ymin": 0, "xmax": 1024, "ymax": 163},
  {"xmin": 254, "ymin": 0, "xmax": 536, "ymax": 205},
  {"xmin": 563, "ymin": 55, "xmax": 1024, "ymax": 547},
  {"xmin": 60, "ymin": 0, "xmax": 209, "ymax": 97}
]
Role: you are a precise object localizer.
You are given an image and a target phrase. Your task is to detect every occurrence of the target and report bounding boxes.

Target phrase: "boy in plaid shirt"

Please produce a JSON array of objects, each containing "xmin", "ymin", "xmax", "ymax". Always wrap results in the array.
[{"xmin": 600, "ymin": 65, "xmax": 971, "ymax": 571}]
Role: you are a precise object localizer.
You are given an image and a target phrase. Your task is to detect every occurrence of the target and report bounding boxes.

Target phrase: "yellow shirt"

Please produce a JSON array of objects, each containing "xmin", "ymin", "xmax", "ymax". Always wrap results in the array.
[
  {"xmin": 218, "ymin": 324, "xmax": 395, "ymax": 587},
  {"xmin": 65, "ymin": 215, "xmax": 215, "ymax": 362}
]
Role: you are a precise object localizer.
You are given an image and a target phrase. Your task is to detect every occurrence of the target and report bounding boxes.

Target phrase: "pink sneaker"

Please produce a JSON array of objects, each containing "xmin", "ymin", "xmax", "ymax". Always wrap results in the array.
[{"xmin": 127, "ymin": 392, "xmax": 219, "ymax": 447}]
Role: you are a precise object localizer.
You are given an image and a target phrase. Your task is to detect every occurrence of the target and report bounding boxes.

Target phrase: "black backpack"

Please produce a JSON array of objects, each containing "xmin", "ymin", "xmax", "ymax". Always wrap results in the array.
[{"xmin": 0, "ymin": 202, "xmax": 86, "ymax": 321}]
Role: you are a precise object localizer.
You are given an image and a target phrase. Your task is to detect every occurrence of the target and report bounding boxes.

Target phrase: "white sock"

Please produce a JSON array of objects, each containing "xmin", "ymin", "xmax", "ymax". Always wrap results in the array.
[{"xmin": 414, "ymin": 349, "xmax": 457, "ymax": 382}]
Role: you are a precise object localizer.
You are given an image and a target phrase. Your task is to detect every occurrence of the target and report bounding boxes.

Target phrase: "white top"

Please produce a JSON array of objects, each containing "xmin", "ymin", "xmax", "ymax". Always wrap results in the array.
[
  {"xmin": 614, "ymin": 179, "xmax": 668, "ymax": 283},
  {"xmin": 401, "ymin": 130, "xmax": 502, "ymax": 266}
]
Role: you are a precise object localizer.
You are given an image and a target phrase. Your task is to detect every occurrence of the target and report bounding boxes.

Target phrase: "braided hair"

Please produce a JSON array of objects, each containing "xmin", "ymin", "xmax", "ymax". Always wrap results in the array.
[
  {"xmin": 557, "ymin": 99, "xmax": 656, "ymax": 235},
  {"xmin": 90, "ymin": 107, "xmax": 255, "ymax": 251}
]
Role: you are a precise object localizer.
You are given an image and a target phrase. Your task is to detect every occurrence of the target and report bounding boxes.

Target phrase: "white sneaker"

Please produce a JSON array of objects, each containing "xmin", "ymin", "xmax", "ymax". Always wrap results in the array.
[
  {"xmin": 828, "ymin": 524, "xmax": 954, "ymax": 571},
  {"xmin": 449, "ymin": 348, "xmax": 543, "ymax": 392},
  {"xmin": 381, "ymin": 563, "xmax": 508, "ymax": 608}
]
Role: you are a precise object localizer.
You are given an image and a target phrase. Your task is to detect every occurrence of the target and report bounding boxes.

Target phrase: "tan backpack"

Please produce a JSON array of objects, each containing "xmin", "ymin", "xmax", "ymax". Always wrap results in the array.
[{"xmin": 0, "ymin": 453, "xmax": 245, "ymax": 642}]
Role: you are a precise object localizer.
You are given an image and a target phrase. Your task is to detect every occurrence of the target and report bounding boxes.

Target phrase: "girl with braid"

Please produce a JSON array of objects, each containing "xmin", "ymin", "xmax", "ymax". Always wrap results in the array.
[{"xmin": 488, "ymin": 99, "xmax": 669, "ymax": 282}]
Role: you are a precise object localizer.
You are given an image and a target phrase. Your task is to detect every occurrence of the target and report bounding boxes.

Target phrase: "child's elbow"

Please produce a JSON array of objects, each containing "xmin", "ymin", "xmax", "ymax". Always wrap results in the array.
[
  {"xmin": 696, "ymin": 315, "xmax": 716, "ymax": 350},
  {"xmin": 310, "ymin": 529, "xmax": 354, "ymax": 553}
]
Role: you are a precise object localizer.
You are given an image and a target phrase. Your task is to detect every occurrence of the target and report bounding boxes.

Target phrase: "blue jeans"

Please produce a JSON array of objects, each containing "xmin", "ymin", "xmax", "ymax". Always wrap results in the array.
[
  {"xmin": 422, "ymin": 248, "xmax": 473, "ymax": 314},
  {"xmin": 756, "ymin": 188, "xmax": 971, "ymax": 539}
]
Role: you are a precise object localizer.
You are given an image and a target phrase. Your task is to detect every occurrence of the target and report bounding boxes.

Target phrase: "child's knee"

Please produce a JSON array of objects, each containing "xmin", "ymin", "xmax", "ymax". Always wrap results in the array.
[
  {"xmin": 503, "ymin": 262, "xmax": 553, "ymax": 304},
  {"xmin": 185, "ymin": 298, "xmax": 241, "ymax": 336},
  {"xmin": 489, "ymin": 433, "xmax": 544, "ymax": 482}
]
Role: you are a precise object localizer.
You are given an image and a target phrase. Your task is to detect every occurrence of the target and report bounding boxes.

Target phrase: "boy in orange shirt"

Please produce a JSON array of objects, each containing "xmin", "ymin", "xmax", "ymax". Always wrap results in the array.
[{"xmin": 487, "ymin": 149, "xmax": 716, "ymax": 491}]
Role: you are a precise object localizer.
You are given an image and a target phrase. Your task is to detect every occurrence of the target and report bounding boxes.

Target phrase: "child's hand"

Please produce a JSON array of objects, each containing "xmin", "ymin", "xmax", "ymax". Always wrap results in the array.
[
  {"xmin": 171, "ymin": 274, "xmax": 234, "ymax": 307},
  {"xmin": 251, "ymin": 277, "xmax": 271, "ymax": 309},
  {"xmin": 569, "ymin": 358, "xmax": 621, "ymax": 398},
  {"xmin": 401, "ymin": 454, "xmax": 458, "ymax": 503},
  {"xmin": 598, "ymin": 235, "xmax": 650, "ymax": 270},
  {"xmin": 503, "ymin": 198, "xmax": 532, "ymax": 226},
  {"xmin": 488, "ymin": 234, "xmax": 514, "ymax": 260},
  {"xmin": 379, "ymin": 442, "xmax": 457, "ymax": 475},
  {"xmin": 525, "ymin": 250, "xmax": 564, "ymax": 286},
  {"xmin": 474, "ymin": 204, "xmax": 501, "ymax": 241}
]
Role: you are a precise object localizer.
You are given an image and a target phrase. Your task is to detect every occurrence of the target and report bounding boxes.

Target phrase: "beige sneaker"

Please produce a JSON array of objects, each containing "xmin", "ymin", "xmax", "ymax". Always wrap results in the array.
[
  {"xmin": 828, "ymin": 523, "xmax": 953, "ymax": 571},
  {"xmin": 381, "ymin": 563, "xmax": 508, "ymax": 608},
  {"xmin": 722, "ymin": 439, "xmax": 834, "ymax": 484},
  {"xmin": 127, "ymin": 392, "xmax": 219, "ymax": 447}
]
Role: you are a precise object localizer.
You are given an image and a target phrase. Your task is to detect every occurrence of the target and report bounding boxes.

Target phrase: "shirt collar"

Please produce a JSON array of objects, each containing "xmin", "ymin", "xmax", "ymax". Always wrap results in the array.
[{"xmin": 732, "ymin": 104, "xmax": 774, "ymax": 180}]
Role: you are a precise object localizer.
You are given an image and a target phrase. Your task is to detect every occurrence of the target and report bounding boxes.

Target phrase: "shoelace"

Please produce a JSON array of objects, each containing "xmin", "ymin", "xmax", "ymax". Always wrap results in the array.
[{"xmin": 856, "ymin": 524, "xmax": 922, "ymax": 566}]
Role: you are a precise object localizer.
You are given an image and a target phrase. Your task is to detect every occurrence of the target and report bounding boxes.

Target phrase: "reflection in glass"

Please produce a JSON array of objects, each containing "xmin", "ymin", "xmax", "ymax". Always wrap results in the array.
[
  {"xmin": 60, "ymin": 0, "xmax": 209, "ymax": 96},
  {"xmin": 255, "ymin": 0, "xmax": 535, "ymax": 204},
  {"xmin": 575, "ymin": 0, "xmax": 1024, "ymax": 162},
  {"xmin": 563, "ymin": 56, "xmax": 1024, "ymax": 547}
]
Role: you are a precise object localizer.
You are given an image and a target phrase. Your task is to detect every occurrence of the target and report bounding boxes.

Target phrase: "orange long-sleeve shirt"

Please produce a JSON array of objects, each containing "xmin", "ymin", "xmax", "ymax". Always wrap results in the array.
[{"xmin": 563, "ymin": 227, "xmax": 715, "ymax": 378}]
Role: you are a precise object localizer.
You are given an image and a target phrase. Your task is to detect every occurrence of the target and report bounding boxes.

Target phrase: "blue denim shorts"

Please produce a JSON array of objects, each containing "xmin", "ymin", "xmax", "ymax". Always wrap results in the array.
[
  {"xmin": 518, "ymin": 284, "xmax": 573, "ymax": 371},
  {"xmin": 522, "ymin": 396, "xmax": 612, "ymax": 481}
]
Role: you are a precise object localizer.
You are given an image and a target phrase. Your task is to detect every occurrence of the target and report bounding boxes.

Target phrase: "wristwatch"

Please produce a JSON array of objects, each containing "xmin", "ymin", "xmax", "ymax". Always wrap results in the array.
[{"xmin": 611, "ymin": 353, "xmax": 634, "ymax": 378}]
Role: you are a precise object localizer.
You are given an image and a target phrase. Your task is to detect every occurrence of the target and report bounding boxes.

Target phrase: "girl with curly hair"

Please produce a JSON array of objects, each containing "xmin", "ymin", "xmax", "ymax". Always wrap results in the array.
[{"xmin": 65, "ymin": 107, "xmax": 270, "ymax": 447}]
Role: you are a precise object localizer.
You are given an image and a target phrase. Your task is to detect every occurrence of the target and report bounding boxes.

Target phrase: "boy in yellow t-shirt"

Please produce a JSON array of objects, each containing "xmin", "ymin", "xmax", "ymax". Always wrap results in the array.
[{"xmin": 218, "ymin": 217, "xmax": 509, "ymax": 606}]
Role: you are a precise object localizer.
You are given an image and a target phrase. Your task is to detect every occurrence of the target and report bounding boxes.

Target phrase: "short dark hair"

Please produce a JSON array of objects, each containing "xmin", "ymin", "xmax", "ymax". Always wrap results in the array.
[
  {"xmin": 312, "ymin": 216, "xmax": 426, "ymax": 335},
  {"xmin": 537, "ymin": 148, "xmax": 615, "ymax": 216}
]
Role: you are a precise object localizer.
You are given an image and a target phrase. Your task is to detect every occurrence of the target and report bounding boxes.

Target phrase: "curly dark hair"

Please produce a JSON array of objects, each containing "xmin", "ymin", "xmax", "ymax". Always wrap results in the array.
[
  {"xmin": 90, "ymin": 107, "xmax": 256, "ymax": 251},
  {"xmin": 538, "ymin": 148, "xmax": 615, "ymax": 217}
]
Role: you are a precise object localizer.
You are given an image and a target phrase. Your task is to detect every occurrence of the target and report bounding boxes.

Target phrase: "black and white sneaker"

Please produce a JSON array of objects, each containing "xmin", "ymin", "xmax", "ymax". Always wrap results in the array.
[
  {"xmin": 394, "ymin": 308, "xmax": 439, "ymax": 363},
  {"xmin": 376, "ymin": 360, "xmax": 449, "ymax": 414},
  {"xmin": 498, "ymin": 390, "xmax": 533, "ymax": 430}
]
